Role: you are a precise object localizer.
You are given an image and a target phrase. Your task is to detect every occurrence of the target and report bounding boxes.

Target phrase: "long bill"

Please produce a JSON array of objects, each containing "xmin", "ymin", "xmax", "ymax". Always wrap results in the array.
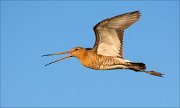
[
  {"xmin": 44, "ymin": 55, "xmax": 72, "ymax": 66},
  {"xmin": 42, "ymin": 51, "xmax": 69, "ymax": 57}
]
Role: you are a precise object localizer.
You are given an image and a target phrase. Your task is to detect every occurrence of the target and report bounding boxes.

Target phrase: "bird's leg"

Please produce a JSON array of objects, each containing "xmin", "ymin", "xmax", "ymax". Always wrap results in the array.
[
  {"xmin": 140, "ymin": 70, "xmax": 165, "ymax": 77},
  {"xmin": 42, "ymin": 51, "xmax": 69, "ymax": 57},
  {"xmin": 44, "ymin": 55, "xmax": 72, "ymax": 66}
]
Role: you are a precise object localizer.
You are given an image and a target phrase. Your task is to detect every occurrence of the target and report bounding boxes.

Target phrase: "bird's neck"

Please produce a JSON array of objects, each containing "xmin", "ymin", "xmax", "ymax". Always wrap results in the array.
[
  {"xmin": 77, "ymin": 50, "xmax": 98, "ymax": 68},
  {"xmin": 76, "ymin": 49, "xmax": 88, "ymax": 60}
]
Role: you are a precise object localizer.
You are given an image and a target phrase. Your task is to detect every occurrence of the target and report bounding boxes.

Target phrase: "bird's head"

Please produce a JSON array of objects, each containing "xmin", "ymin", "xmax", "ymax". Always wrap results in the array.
[
  {"xmin": 69, "ymin": 47, "xmax": 86, "ymax": 57},
  {"xmin": 42, "ymin": 46, "xmax": 85, "ymax": 66}
]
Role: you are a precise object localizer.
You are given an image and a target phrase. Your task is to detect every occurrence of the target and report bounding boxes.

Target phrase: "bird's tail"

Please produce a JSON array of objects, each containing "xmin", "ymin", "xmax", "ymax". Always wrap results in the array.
[
  {"xmin": 127, "ymin": 62, "xmax": 146, "ymax": 71},
  {"xmin": 127, "ymin": 62, "xmax": 164, "ymax": 77}
]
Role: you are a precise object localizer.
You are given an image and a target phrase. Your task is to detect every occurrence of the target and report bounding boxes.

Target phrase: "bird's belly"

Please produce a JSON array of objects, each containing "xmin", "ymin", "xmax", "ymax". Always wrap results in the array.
[
  {"xmin": 81, "ymin": 61, "xmax": 101, "ymax": 70},
  {"xmin": 99, "ymin": 64, "xmax": 128, "ymax": 70},
  {"xmin": 81, "ymin": 56, "xmax": 127, "ymax": 70}
]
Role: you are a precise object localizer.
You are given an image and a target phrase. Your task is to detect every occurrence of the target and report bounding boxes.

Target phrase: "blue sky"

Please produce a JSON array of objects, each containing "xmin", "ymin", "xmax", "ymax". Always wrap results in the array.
[{"xmin": 1, "ymin": 1, "xmax": 179, "ymax": 107}]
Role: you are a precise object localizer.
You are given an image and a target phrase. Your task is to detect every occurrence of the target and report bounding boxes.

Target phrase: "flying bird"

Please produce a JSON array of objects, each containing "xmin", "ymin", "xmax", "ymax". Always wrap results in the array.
[{"xmin": 42, "ymin": 11, "xmax": 164, "ymax": 77}]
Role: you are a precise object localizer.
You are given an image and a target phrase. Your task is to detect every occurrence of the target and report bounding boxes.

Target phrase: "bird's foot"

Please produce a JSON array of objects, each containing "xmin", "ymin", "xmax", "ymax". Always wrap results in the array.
[{"xmin": 146, "ymin": 71, "xmax": 165, "ymax": 77}]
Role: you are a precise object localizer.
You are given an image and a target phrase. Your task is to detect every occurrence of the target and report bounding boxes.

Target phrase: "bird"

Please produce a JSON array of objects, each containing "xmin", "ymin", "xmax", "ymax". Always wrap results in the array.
[{"xmin": 42, "ymin": 11, "xmax": 164, "ymax": 77}]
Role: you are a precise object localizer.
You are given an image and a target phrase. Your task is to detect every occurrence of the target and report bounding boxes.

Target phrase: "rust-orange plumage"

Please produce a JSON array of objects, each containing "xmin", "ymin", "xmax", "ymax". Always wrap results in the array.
[{"xmin": 42, "ymin": 11, "xmax": 164, "ymax": 77}]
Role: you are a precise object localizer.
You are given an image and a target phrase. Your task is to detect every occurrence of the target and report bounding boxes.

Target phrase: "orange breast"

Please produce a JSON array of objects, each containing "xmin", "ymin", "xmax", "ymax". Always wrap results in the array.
[
  {"xmin": 78, "ymin": 50, "xmax": 102, "ymax": 69},
  {"xmin": 76, "ymin": 49, "xmax": 122, "ymax": 70}
]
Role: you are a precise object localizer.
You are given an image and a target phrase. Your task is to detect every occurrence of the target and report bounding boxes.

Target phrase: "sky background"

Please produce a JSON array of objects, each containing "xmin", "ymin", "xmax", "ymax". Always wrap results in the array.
[{"xmin": 1, "ymin": 1, "xmax": 179, "ymax": 107}]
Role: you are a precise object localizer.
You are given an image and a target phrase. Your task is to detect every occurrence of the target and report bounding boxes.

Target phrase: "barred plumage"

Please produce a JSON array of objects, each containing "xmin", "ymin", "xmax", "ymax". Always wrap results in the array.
[{"xmin": 42, "ymin": 11, "xmax": 164, "ymax": 77}]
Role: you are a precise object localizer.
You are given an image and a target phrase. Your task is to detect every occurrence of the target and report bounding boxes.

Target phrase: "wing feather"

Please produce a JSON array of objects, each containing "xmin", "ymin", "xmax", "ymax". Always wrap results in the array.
[{"xmin": 92, "ymin": 11, "xmax": 140, "ymax": 58}]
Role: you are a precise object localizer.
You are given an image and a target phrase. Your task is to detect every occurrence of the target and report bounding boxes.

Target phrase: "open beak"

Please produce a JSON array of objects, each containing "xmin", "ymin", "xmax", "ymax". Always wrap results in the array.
[
  {"xmin": 42, "ymin": 51, "xmax": 70, "ymax": 57},
  {"xmin": 42, "ymin": 51, "xmax": 72, "ymax": 66}
]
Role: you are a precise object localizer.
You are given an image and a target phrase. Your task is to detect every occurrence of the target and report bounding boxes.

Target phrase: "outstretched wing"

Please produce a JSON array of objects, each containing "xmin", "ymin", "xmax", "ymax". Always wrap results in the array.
[{"xmin": 92, "ymin": 11, "xmax": 140, "ymax": 58}]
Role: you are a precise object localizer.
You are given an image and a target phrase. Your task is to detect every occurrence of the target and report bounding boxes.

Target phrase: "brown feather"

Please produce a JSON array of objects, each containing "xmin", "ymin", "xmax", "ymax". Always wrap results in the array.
[{"xmin": 92, "ymin": 11, "xmax": 140, "ymax": 58}]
